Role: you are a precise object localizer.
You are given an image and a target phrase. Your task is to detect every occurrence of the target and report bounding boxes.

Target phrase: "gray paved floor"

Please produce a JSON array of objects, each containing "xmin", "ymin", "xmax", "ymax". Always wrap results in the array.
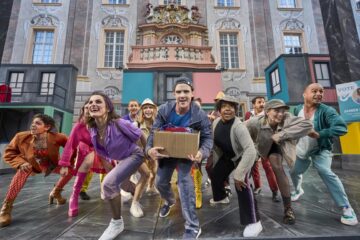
[{"xmin": 0, "ymin": 165, "xmax": 359, "ymax": 239}]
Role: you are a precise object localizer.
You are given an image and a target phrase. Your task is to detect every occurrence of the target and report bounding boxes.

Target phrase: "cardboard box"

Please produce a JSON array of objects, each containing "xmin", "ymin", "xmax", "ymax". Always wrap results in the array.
[{"xmin": 153, "ymin": 131, "xmax": 200, "ymax": 159}]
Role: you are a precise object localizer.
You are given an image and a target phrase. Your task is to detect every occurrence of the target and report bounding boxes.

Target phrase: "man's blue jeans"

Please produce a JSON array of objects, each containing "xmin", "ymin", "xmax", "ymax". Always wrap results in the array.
[
  {"xmin": 155, "ymin": 158, "xmax": 199, "ymax": 231},
  {"xmin": 291, "ymin": 150, "xmax": 350, "ymax": 207}
]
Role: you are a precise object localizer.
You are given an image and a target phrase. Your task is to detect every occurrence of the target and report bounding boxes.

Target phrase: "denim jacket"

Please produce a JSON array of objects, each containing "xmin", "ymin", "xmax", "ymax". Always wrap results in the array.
[
  {"xmin": 146, "ymin": 101, "xmax": 213, "ymax": 160},
  {"xmin": 293, "ymin": 103, "xmax": 348, "ymax": 152}
]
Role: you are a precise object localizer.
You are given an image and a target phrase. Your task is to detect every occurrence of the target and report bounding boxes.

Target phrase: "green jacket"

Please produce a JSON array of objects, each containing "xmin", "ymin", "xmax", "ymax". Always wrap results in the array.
[{"xmin": 293, "ymin": 103, "xmax": 348, "ymax": 152}]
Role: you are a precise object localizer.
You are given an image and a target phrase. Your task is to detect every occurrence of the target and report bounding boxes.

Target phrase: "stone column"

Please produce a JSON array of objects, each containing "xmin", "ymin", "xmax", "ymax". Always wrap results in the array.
[
  {"xmin": 63, "ymin": 0, "xmax": 94, "ymax": 76},
  {"xmin": 248, "ymin": 0, "xmax": 275, "ymax": 79},
  {"xmin": 319, "ymin": 0, "xmax": 360, "ymax": 84}
]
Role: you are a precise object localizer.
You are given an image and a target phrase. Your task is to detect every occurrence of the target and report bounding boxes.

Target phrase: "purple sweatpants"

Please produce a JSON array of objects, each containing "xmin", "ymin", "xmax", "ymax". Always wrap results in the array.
[{"xmin": 101, "ymin": 146, "xmax": 144, "ymax": 200}]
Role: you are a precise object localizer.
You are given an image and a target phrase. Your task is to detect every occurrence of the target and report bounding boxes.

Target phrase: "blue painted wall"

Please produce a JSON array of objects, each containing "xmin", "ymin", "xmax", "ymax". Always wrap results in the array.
[
  {"xmin": 122, "ymin": 72, "xmax": 154, "ymax": 104},
  {"xmin": 265, "ymin": 57, "xmax": 289, "ymax": 102}
]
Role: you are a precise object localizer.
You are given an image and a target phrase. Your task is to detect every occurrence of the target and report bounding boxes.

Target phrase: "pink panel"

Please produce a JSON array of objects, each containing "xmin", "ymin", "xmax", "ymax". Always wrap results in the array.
[
  {"xmin": 192, "ymin": 72, "xmax": 222, "ymax": 104},
  {"xmin": 323, "ymin": 89, "xmax": 338, "ymax": 103}
]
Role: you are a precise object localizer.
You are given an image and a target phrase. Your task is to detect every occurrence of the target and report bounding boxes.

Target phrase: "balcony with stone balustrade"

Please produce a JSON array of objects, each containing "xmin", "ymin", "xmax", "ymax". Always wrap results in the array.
[{"xmin": 127, "ymin": 44, "xmax": 217, "ymax": 69}]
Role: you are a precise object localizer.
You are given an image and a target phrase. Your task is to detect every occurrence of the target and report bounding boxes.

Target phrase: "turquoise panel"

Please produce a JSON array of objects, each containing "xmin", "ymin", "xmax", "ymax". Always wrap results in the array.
[
  {"xmin": 265, "ymin": 58, "xmax": 289, "ymax": 102},
  {"xmin": 122, "ymin": 72, "xmax": 154, "ymax": 104}
]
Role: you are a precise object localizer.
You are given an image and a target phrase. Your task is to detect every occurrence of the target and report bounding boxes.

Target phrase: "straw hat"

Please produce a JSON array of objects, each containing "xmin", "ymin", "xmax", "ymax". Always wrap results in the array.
[{"xmin": 214, "ymin": 91, "xmax": 225, "ymax": 101}]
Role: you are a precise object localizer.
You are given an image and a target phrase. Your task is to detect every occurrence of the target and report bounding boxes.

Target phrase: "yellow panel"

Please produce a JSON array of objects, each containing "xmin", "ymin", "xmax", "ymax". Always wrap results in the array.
[{"xmin": 340, "ymin": 122, "xmax": 360, "ymax": 154}]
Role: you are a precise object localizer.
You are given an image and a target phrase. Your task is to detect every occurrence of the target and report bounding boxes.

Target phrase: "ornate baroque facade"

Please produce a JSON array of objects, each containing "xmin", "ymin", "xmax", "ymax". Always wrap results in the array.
[{"xmin": 1, "ymin": 0, "xmax": 338, "ymax": 119}]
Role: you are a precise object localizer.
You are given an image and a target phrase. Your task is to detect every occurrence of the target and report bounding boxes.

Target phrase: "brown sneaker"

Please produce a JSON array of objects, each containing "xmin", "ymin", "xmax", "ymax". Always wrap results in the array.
[{"xmin": 283, "ymin": 207, "xmax": 296, "ymax": 225}]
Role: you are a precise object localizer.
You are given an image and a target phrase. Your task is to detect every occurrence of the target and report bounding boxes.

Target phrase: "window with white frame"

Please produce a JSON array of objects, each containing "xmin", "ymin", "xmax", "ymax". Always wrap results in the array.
[
  {"xmin": 270, "ymin": 68, "xmax": 281, "ymax": 94},
  {"xmin": 9, "ymin": 72, "xmax": 25, "ymax": 96},
  {"xmin": 356, "ymin": 0, "xmax": 360, "ymax": 10},
  {"xmin": 40, "ymin": 73, "xmax": 55, "ymax": 95},
  {"xmin": 164, "ymin": 0, "xmax": 182, "ymax": 4},
  {"xmin": 283, "ymin": 33, "xmax": 302, "ymax": 54},
  {"xmin": 314, "ymin": 62, "xmax": 331, "ymax": 87},
  {"xmin": 165, "ymin": 75, "xmax": 181, "ymax": 100},
  {"xmin": 220, "ymin": 32, "xmax": 240, "ymax": 69},
  {"xmin": 108, "ymin": 0, "xmax": 127, "ymax": 4},
  {"xmin": 279, "ymin": 0, "xmax": 296, "ymax": 8},
  {"xmin": 32, "ymin": 30, "xmax": 54, "ymax": 64},
  {"xmin": 217, "ymin": 0, "xmax": 235, "ymax": 7},
  {"xmin": 104, "ymin": 31, "xmax": 125, "ymax": 68}
]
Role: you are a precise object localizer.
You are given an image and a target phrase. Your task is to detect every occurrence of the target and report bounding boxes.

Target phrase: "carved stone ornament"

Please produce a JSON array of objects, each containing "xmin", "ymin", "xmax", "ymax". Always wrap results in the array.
[
  {"xmin": 96, "ymin": 68, "xmax": 122, "ymax": 81},
  {"xmin": 24, "ymin": 14, "xmax": 64, "ymax": 40},
  {"xmin": 161, "ymin": 34, "xmax": 183, "ymax": 44},
  {"xmin": 30, "ymin": 14, "xmax": 60, "ymax": 27},
  {"xmin": 95, "ymin": 15, "xmax": 133, "ymax": 41},
  {"xmin": 104, "ymin": 86, "xmax": 121, "ymax": 101},
  {"xmin": 145, "ymin": 4, "xmax": 201, "ymax": 25},
  {"xmin": 215, "ymin": 18, "xmax": 241, "ymax": 30},
  {"xmin": 102, "ymin": 15, "xmax": 127, "ymax": 28},
  {"xmin": 211, "ymin": 18, "xmax": 248, "ymax": 42},
  {"xmin": 280, "ymin": 18, "xmax": 304, "ymax": 31}
]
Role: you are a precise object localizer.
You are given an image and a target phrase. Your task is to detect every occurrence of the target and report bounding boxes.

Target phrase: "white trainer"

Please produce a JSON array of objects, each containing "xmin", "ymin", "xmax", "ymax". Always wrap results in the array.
[
  {"xmin": 291, "ymin": 188, "xmax": 304, "ymax": 202},
  {"xmin": 130, "ymin": 201, "xmax": 144, "ymax": 218},
  {"xmin": 341, "ymin": 207, "xmax": 358, "ymax": 226},
  {"xmin": 120, "ymin": 189, "xmax": 132, "ymax": 203},
  {"xmin": 243, "ymin": 221, "xmax": 263, "ymax": 237},
  {"xmin": 98, "ymin": 218, "xmax": 124, "ymax": 240},
  {"xmin": 209, "ymin": 197, "xmax": 230, "ymax": 205}
]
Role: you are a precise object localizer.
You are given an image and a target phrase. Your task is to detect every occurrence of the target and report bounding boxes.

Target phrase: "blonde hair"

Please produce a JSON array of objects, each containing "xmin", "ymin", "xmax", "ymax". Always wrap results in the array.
[{"xmin": 138, "ymin": 104, "xmax": 158, "ymax": 126}]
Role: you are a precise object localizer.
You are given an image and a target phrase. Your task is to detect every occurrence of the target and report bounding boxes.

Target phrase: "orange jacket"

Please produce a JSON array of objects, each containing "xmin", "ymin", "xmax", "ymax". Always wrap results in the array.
[{"xmin": 3, "ymin": 131, "xmax": 67, "ymax": 173}]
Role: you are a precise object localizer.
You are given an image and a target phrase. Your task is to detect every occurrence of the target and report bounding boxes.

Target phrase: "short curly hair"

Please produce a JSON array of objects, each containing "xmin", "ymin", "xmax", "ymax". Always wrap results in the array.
[{"xmin": 32, "ymin": 113, "xmax": 57, "ymax": 132}]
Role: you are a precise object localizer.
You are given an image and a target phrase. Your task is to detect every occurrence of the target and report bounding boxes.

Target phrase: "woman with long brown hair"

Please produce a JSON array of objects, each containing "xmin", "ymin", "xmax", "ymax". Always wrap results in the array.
[{"xmin": 86, "ymin": 91, "xmax": 145, "ymax": 240}]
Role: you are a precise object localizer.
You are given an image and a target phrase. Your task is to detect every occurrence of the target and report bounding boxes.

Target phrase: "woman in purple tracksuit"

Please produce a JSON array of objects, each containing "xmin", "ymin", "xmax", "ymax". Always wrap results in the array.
[{"xmin": 86, "ymin": 91, "xmax": 145, "ymax": 240}]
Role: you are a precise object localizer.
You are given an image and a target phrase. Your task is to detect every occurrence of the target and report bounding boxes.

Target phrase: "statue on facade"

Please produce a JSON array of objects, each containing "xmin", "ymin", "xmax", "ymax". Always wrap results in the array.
[
  {"xmin": 145, "ymin": 3, "xmax": 154, "ymax": 23},
  {"xmin": 190, "ymin": 6, "xmax": 201, "ymax": 24},
  {"xmin": 144, "ymin": 4, "xmax": 201, "ymax": 25}
]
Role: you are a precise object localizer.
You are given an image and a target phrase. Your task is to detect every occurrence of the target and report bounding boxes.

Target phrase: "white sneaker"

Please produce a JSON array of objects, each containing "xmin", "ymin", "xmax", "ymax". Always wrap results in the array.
[
  {"xmin": 98, "ymin": 218, "xmax": 124, "ymax": 240},
  {"xmin": 209, "ymin": 197, "xmax": 230, "ymax": 205},
  {"xmin": 243, "ymin": 221, "xmax": 263, "ymax": 237},
  {"xmin": 291, "ymin": 188, "xmax": 304, "ymax": 202},
  {"xmin": 341, "ymin": 207, "xmax": 358, "ymax": 226},
  {"xmin": 120, "ymin": 190, "xmax": 132, "ymax": 203},
  {"xmin": 130, "ymin": 201, "xmax": 144, "ymax": 218}
]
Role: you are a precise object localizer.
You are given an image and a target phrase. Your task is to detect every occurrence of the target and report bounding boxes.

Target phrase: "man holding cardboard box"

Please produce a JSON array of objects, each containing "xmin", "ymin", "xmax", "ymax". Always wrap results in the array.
[{"xmin": 146, "ymin": 77, "xmax": 212, "ymax": 239}]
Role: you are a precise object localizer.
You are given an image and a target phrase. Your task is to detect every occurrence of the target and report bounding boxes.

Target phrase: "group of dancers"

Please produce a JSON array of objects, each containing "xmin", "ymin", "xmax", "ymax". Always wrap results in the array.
[{"xmin": 0, "ymin": 78, "xmax": 358, "ymax": 239}]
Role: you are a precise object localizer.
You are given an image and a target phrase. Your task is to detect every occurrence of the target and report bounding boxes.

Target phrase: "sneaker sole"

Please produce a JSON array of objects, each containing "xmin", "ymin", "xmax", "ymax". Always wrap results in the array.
[
  {"xmin": 196, "ymin": 228, "xmax": 202, "ymax": 239},
  {"xmin": 341, "ymin": 218, "xmax": 359, "ymax": 226}
]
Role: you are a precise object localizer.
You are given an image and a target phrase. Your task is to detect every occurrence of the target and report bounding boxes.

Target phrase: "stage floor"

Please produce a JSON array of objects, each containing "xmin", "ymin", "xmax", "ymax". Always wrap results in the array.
[{"xmin": 0, "ymin": 165, "xmax": 359, "ymax": 239}]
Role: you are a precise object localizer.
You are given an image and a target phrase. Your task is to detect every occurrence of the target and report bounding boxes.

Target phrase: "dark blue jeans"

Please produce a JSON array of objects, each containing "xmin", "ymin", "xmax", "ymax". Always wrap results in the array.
[{"xmin": 156, "ymin": 158, "xmax": 199, "ymax": 232}]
